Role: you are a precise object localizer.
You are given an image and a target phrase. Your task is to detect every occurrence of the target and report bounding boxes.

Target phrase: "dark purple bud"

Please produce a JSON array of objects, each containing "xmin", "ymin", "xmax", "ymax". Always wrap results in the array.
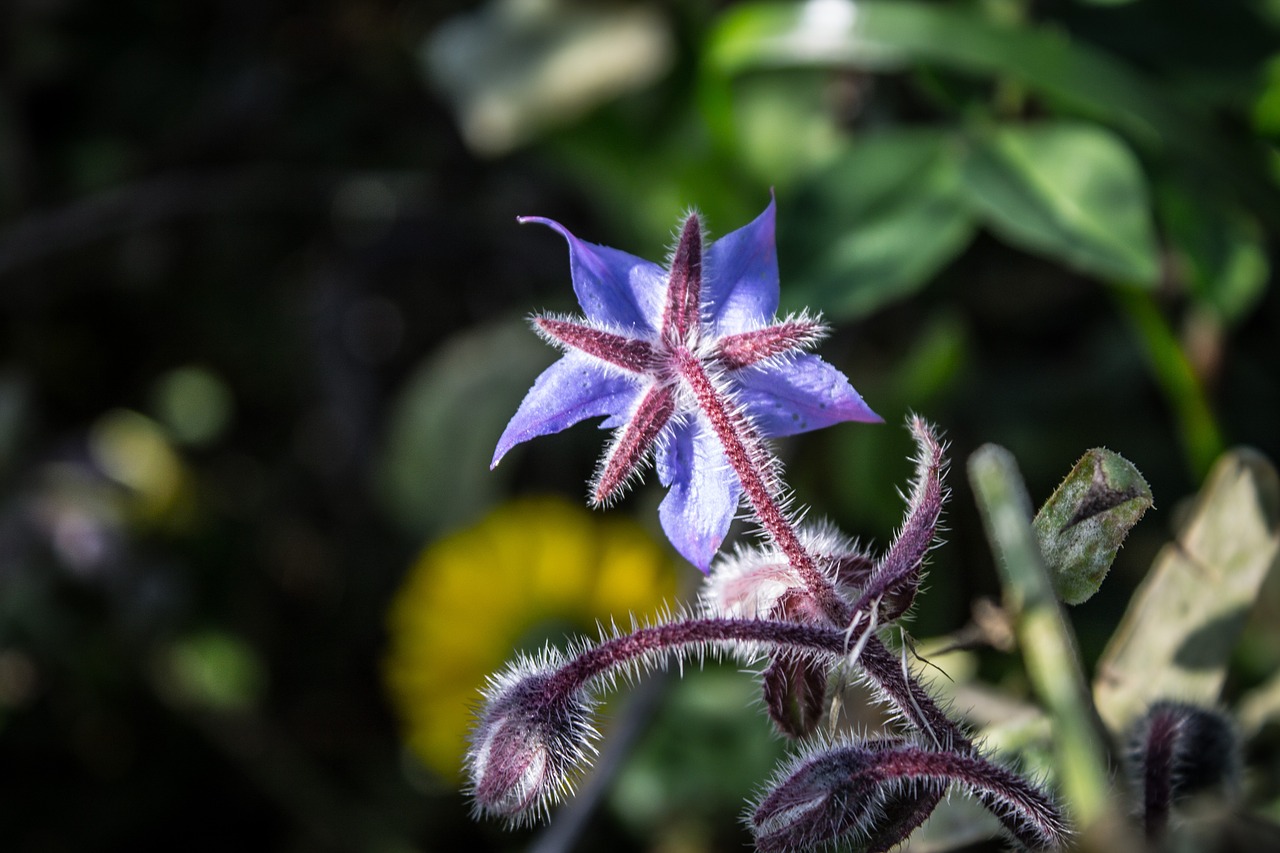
[
  {"xmin": 751, "ymin": 738, "xmax": 939, "ymax": 853},
  {"xmin": 466, "ymin": 659, "xmax": 598, "ymax": 825},
  {"xmin": 762, "ymin": 653, "xmax": 828, "ymax": 740},
  {"xmin": 1128, "ymin": 701, "xmax": 1239, "ymax": 840},
  {"xmin": 752, "ymin": 739, "xmax": 1068, "ymax": 852}
]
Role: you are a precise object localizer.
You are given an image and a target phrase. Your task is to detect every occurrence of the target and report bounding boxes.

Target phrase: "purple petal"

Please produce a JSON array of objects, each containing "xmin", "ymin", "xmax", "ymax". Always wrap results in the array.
[
  {"xmin": 492, "ymin": 351, "xmax": 641, "ymax": 467},
  {"xmin": 736, "ymin": 354, "xmax": 881, "ymax": 437},
  {"xmin": 519, "ymin": 217, "xmax": 665, "ymax": 330},
  {"xmin": 704, "ymin": 198, "xmax": 779, "ymax": 335},
  {"xmin": 655, "ymin": 419, "xmax": 742, "ymax": 572}
]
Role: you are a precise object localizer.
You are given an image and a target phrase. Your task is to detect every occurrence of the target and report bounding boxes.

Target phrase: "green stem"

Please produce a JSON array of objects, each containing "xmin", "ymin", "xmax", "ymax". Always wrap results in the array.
[
  {"xmin": 1111, "ymin": 286, "xmax": 1224, "ymax": 480},
  {"xmin": 967, "ymin": 444, "xmax": 1112, "ymax": 828}
]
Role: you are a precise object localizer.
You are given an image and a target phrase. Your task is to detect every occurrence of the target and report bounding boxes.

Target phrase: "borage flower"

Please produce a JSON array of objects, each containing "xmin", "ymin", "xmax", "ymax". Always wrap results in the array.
[{"xmin": 492, "ymin": 199, "xmax": 880, "ymax": 570}]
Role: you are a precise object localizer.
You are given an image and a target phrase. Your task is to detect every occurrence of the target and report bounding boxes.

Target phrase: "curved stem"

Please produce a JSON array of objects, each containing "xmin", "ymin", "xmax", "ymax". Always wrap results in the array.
[
  {"xmin": 546, "ymin": 617, "xmax": 851, "ymax": 700},
  {"xmin": 865, "ymin": 746, "xmax": 1068, "ymax": 850}
]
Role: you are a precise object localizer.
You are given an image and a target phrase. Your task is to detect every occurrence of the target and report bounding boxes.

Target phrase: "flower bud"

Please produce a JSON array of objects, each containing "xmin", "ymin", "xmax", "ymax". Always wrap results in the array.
[
  {"xmin": 1127, "ymin": 701, "xmax": 1239, "ymax": 839},
  {"xmin": 702, "ymin": 524, "xmax": 867, "ymax": 620},
  {"xmin": 703, "ymin": 534, "xmax": 857, "ymax": 739},
  {"xmin": 761, "ymin": 651, "xmax": 828, "ymax": 740},
  {"xmin": 466, "ymin": 660, "xmax": 597, "ymax": 825},
  {"xmin": 752, "ymin": 738, "xmax": 1067, "ymax": 852},
  {"xmin": 751, "ymin": 738, "xmax": 937, "ymax": 853}
]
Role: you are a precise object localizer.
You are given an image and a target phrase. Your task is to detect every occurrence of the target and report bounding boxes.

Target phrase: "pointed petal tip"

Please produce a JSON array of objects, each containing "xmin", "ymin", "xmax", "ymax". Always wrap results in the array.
[
  {"xmin": 490, "ymin": 443, "xmax": 509, "ymax": 470},
  {"xmin": 516, "ymin": 215, "xmax": 564, "ymax": 232}
]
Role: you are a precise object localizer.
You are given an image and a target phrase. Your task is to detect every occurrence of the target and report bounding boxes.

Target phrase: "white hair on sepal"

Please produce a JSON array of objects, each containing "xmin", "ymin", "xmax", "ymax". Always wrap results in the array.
[{"xmin": 529, "ymin": 311, "xmax": 660, "ymax": 376}]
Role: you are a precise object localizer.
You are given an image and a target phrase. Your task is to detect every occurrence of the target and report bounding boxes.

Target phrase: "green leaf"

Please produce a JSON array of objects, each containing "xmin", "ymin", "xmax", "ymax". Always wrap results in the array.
[
  {"xmin": 703, "ymin": 2, "xmax": 1279, "ymax": 222},
  {"xmin": 421, "ymin": 0, "xmax": 674, "ymax": 155},
  {"xmin": 1112, "ymin": 288, "xmax": 1225, "ymax": 479},
  {"xmin": 705, "ymin": 1, "xmax": 1188, "ymax": 145},
  {"xmin": 729, "ymin": 70, "xmax": 847, "ymax": 186},
  {"xmin": 959, "ymin": 122, "xmax": 1159, "ymax": 284},
  {"xmin": 1158, "ymin": 182, "xmax": 1270, "ymax": 323},
  {"xmin": 155, "ymin": 631, "xmax": 266, "ymax": 712},
  {"xmin": 780, "ymin": 129, "xmax": 975, "ymax": 320},
  {"xmin": 1034, "ymin": 448, "xmax": 1153, "ymax": 605},
  {"xmin": 1093, "ymin": 449, "xmax": 1280, "ymax": 735}
]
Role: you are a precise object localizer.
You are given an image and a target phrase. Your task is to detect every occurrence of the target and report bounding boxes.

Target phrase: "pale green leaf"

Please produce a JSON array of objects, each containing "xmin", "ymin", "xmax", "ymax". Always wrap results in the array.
[{"xmin": 1093, "ymin": 449, "xmax": 1280, "ymax": 734}]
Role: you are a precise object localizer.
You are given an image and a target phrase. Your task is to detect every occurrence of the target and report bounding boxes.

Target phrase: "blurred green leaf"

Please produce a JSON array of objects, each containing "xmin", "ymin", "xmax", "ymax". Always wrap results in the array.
[
  {"xmin": 1158, "ymin": 182, "xmax": 1270, "ymax": 323},
  {"xmin": 1093, "ymin": 449, "xmax": 1280, "ymax": 734},
  {"xmin": 706, "ymin": 0, "xmax": 1184, "ymax": 145},
  {"xmin": 422, "ymin": 0, "xmax": 674, "ymax": 156},
  {"xmin": 959, "ymin": 122, "xmax": 1159, "ymax": 284},
  {"xmin": 610, "ymin": 666, "xmax": 787, "ymax": 831},
  {"xmin": 704, "ymin": 1, "xmax": 1279, "ymax": 222},
  {"xmin": 782, "ymin": 129, "xmax": 975, "ymax": 319},
  {"xmin": 1253, "ymin": 53, "xmax": 1280, "ymax": 136},
  {"xmin": 150, "ymin": 366, "xmax": 234, "ymax": 448},
  {"xmin": 377, "ymin": 321, "xmax": 553, "ymax": 537},
  {"xmin": 730, "ymin": 70, "xmax": 846, "ymax": 185},
  {"xmin": 1112, "ymin": 288, "xmax": 1225, "ymax": 478},
  {"xmin": 155, "ymin": 631, "xmax": 266, "ymax": 712},
  {"xmin": 545, "ymin": 106, "xmax": 763, "ymax": 260}
]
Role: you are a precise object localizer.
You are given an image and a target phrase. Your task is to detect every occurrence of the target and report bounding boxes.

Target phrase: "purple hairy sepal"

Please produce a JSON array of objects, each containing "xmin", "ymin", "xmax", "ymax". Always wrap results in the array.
[
  {"xmin": 752, "ymin": 738, "xmax": 1069, "ymax": 852},
  {"xmin": 850, "ymin": 416, "xmax": 949, "ymax": 622},
  {"xmin": 466, "ymin": 659, "xmax": 598, "ymax": 825},
  {"xmin": 761, "ymin": 654, "xmax": 828, "ymax": 740},
  {"xmin": 1127, "ymin": 701, "xmax": 1239, "ymax": 839}
]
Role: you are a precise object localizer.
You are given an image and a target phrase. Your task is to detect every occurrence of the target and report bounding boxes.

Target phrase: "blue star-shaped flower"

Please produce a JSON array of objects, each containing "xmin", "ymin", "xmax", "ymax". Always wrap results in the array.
[{"xmin": 492, "ymin": 199, "xmax": 880, "ymax": 570}]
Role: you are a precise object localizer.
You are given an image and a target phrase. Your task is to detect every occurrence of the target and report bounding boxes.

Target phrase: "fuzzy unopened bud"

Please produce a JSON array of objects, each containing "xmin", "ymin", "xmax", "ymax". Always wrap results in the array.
[
  {"xmin": 751, "ymin": 739, "xmax": 937, "ymax": 853},
  {"xmin": 851, "ymin": 417, "xmax": 949, "ymax": 622},
  {"xmin": 752, "ymin": 738, "xmax": 1068, "ymax": 852},
  {"xmin": 466, "ymin": 660, "xmax": 597, "ymax": 825},
  {"xmin": 702, "ymin": 524, "xmax": 870, "ymax": 620},
  {"xmin": 762, "ymin": 652, "xmax": 828, "ymax": 740},
  {"xmin": 704, "ymin": 535, "xmax": 859, "ymax": 739},
  {"xmin": 1127, "ymin": 701, "xmax": 1239, "ymax": 840}
]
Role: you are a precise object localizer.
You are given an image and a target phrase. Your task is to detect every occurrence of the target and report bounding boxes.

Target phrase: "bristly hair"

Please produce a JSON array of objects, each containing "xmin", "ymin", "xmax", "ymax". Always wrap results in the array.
[{"xmin": 751, "ymin": 733, "xmax": 1069, "ymax": 852}]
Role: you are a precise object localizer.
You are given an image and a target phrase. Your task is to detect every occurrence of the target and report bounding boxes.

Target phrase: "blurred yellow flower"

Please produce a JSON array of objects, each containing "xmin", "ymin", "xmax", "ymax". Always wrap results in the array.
[{"xmin": 383, "ymin": 495, "xmax": 679, "ymax": 780}]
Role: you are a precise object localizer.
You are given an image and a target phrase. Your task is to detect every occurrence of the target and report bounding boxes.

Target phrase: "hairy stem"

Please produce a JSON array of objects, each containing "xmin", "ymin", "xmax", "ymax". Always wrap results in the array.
[
  {"xmin": 674, "ymin": 350, "xmax": 849, "ymax": 625},
  {"xmin": 545, "ymin": 617, "xmax": 852, "ymax": 701}
]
